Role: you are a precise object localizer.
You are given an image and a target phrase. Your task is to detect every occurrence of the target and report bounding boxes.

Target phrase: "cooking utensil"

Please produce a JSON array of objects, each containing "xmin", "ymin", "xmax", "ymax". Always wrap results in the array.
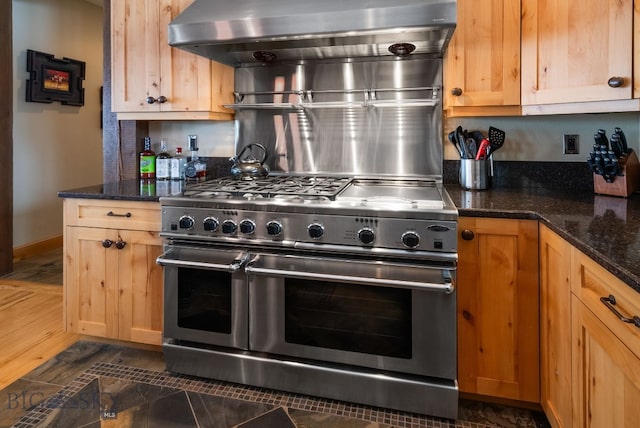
[
  {"xmin": 448, "ymin": 130, "xmax": 464, "ymax": 158},
  {"xmin": 455, "ymin": 126, "xmax": 469, "ymax": 158},
  {"xmin": 465, "ymin": 138, "xmax": 478, "ymax": 159},
  {"xmin": 475, "ymin": 138, "xmax": 490, "ymax": 160},
  {"xmin": 487, "ymin": 126, "xmax": 506, "ymax": 155},
  {"xmin": 230, "ymin": 143, "xmax": 270, "ymax": 180}
]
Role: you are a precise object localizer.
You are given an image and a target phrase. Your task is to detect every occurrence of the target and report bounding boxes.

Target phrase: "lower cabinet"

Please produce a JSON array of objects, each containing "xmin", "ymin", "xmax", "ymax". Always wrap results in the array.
[
  {"xmin": 457, "ymin": 217, "xmax": 540, "ymax": 402},
  {"xmin": 540, "ymin": 226, "xmax": 640, "ymax": 428},
  {"xmin": 64, "ymin": 199, "xmax": 163, "ymax": 346},
  {"xmin": 539, "ymin": 224, "xmax": 572, "ymax": 428},
  {"xmin": 571, "ymin": 249, "xmax": 640, "ymax": 428}
]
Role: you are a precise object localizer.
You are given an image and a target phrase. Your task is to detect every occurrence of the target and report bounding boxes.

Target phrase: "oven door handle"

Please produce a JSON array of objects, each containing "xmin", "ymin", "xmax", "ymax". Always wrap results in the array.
[
  {"xmin": 244, "ymin": 264, "xmax": 454, "ymax": 294},
  {"xmin": 156, "ymin": 248, "xmax": 247, "ymax": 272}
]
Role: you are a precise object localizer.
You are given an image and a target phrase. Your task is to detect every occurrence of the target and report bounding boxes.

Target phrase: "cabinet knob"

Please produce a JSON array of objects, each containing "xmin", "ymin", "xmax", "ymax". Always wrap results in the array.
[
  {"xmin": 146, "ymin": 96, "xmax": 168, "ymax": 104},
  {"xmin": 102, "ymin": 239, "xmax": 113, "ymax": 248},
  {"xmin": 461, "ymin": 229, "xmax": 475, "ymax": 241},
  {"xmin": 451, "ymin": 87, "xmax": 463, "ymax": 97},
  {"xmin": 462, "ymin": 310, "xmax": 472, "ymax": 320},
  {"xmin": 607, "ymin": 77, "xmax": 625, "ymax": 88},
  {"xmin": 115, "ymin": 240, "xmax": 126, "ymax": 250}
]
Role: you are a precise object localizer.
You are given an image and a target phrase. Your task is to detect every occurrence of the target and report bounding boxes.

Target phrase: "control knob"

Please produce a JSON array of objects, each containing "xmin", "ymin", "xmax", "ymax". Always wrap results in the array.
[
  {"xmin": 308, "ymin": 223, "xmax": 324, "ymax": 239},
  {"xmin": 221, "ymin": 220, "xmax": 237, "ymax": 234},
  {"xmin": 266, "ymin": 221, "xmax": 283, "ymax": 236},
  {"xmin": 239, "ymin": 219, "xmax": 256, "ymax": 235},
  {"xmin": 402, "ymin": 231, "xmax": 420, "ymax": 248},
  {"xmin": 203, "ymin": 217, "xmax": 219, "ymax": 232},
  {"xmin": 178, "ymin": 215, "xmax": 195, "ymax": 230},
  {"xmin": 358, "ymin": 228, "xmax": 375, "ymax": 245}
]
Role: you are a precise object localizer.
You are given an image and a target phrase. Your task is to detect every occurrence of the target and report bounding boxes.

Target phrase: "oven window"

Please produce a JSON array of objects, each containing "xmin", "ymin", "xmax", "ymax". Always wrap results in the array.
[
  {"xmin": 177, "ymin": 268, "xmax": 232, "ymax": 334},
  {"xmin": 284, "ymin": 279, "xmax": 412, "ymax": 358}
]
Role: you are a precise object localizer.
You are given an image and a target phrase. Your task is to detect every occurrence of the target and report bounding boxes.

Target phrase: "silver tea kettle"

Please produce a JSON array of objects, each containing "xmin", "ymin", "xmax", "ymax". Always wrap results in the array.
[{"xmin": 229, "ymin": 143, "xmax": 269, "ymax": 180}]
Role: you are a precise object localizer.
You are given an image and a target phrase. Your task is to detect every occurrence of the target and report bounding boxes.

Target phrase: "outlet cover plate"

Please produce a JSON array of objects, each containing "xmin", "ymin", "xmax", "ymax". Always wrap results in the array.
[{"xmin": 563, "ymin": 134, "xmax": 579, "ymax": 154}]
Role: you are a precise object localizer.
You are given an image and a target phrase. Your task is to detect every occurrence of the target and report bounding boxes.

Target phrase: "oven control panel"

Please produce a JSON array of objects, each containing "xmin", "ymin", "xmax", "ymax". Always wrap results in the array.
[{"xmin": 162, "ymin": 207, "xmax": 458, "ymax": 253}]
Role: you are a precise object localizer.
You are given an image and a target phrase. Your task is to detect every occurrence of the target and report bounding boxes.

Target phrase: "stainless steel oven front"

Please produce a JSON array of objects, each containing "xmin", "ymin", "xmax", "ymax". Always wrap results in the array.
[
  {"xmin": 158, "ymin": 244, "xmax": 249, "ymax": 349},
  {"xmin": 245, "ymin": 252, "xmax": 457, "ymax": 380}
]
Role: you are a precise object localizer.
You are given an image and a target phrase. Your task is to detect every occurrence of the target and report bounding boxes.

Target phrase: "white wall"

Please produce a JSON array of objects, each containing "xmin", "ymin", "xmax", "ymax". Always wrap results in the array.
[{"xmin": 13, "ymin": 0, "xmax": 104, "ymax": 247}]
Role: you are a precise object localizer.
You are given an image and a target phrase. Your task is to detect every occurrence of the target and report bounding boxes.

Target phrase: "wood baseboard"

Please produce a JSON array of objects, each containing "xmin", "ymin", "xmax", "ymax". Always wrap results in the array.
[{"xmin": 13, "ymin": 235, "xmax": 63, "ymax": 261}]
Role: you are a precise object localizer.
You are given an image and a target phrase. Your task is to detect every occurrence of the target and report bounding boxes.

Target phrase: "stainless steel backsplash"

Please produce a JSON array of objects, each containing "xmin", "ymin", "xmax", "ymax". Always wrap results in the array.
[{"xmin": 233, "ymin": 57, "xmax": 444, "ymax": 178}]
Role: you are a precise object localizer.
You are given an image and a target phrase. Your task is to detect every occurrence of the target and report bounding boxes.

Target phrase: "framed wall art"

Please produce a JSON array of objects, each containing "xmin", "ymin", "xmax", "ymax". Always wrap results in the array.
[{"xmin": 26, "ymin": 49, "xmax": 85, "ymax": 106}]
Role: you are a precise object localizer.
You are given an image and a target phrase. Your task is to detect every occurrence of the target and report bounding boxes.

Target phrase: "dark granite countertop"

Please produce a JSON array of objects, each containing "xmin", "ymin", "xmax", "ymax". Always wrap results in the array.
[
  {"xmin": 445, "ymin": 185, "xmax": 640, "ymax": 294},
  {"xmin": 58, "ymin": 178, "xmax": 640, "ymax": 293},
  {"xmin": 57, "ymin": 179, "xmax": 186, "ymax": 202}
]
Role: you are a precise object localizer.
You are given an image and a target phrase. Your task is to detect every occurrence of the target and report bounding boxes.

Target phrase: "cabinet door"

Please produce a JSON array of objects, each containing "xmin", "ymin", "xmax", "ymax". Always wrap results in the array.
[
  {"xmin": 521, "ymin": 0, "xmax": 633, "ymax": 106},
  {"xmin": 117, "ymin": 230, "xmax": 164, "ymax": 345},
  {"xmin": 445, "ymin": 0, "xmax": 521, "ymax": 116},
  {"xmin": 112, "ymin": 0, "xmax": 233, "ymax": 115},
  {"xmin": 539, "ymin": 225, "xmax": 572, "ymax": 428},
  {"xmin": 457, "ymin": 217, "xmax": 539, "ymax": 402},
  {"xmin": 572, "ymin": 295, "xmax": 640, "ymax": 428},
  {"xmin": 157, "ymin": 0, "xmax": 220, "ymax": 113},
  {"xmin": 111, "ymin": 0, "xmax": 162, "ymax": 112},
  {"xmin": 65, "ymin": 227, "xmax": 119, "ymax": 339}
]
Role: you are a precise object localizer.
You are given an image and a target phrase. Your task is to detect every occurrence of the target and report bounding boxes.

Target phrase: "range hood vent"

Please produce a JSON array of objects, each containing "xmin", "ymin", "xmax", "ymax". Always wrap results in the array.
[{"xmin": 168, "ymin": 0, "xmax": 456, "ymax": 66}]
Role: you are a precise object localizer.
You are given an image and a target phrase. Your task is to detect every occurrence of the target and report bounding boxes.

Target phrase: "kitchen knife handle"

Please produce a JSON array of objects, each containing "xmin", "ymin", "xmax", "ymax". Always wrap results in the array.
[{"xmin": 607, "ymin": 77, "xmax": 625, "ymax": 88}]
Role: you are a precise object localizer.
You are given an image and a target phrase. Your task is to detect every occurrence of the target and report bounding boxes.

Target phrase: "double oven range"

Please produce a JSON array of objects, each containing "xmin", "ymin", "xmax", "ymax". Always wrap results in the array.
[
  {"xmin": 158, "ymin": 175, "xmax": 459, "ymax": 418},
  {"xmin": 160, "ymin": 1, "xmax": 459, "ymax": 411}
]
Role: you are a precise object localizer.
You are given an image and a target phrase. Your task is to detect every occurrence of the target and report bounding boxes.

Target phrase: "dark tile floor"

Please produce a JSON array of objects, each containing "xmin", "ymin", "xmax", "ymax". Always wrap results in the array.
[
  {"xmin": 1, "ymin": 251, "xmax": 551, "ymax": 427},
  {"xmin": 1, "ymin": 341, "xmax": 550, "ymax": 428}
]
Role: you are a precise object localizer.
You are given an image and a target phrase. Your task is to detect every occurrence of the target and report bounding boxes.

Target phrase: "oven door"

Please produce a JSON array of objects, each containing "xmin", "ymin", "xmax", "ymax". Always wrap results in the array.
[
  {"xmin": 157, "ymin": 244, "xmax": 249, "ymax": 349},
  {"xmin": 245, "ymin": 253, "xmax": 457, "ymax": 380}
]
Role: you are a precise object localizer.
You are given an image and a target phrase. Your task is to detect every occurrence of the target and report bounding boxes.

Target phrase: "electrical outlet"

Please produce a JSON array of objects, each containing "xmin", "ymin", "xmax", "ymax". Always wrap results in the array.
[{"xmin": 563, "ymin": 134, "xmax": 579, "ymax": 154}]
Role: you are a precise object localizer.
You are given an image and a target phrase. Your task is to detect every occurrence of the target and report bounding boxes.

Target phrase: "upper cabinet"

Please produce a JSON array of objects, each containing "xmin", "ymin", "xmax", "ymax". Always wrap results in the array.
[
  {"xmin": 111, "ymin": 0, "xmax": 234, "ymax": 120},
  {"xmin": 521, "ymin": 0, "xmax": 640, "ymax": 114},
  {"xmin": 444, "ymin": 0, "xmax": 521, "ymax": 117}
]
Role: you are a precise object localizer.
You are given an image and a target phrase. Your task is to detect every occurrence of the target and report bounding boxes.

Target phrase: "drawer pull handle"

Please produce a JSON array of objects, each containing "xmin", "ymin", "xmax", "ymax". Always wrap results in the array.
[
  {"xmin": 600, "ymin": 295, "xmax": 640, "ymax": 328},
  {"xmin": 107, "ymin": 211, "xmax": 132, "ymax": 218}
]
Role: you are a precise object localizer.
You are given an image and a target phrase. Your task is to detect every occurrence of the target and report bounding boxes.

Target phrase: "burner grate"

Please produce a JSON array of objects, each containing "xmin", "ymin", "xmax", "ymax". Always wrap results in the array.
[{"xmin": 186, "ymin": 176, "xmax": 353, "ymax": 199}]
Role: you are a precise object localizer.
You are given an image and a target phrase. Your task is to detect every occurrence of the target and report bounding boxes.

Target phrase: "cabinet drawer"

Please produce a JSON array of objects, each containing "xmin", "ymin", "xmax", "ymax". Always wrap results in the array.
[
  {"xmin": 64, "ymin": 199, "xmax": 161, "ymax": 231},
  {"xmin": 571, "ymin": 248, "xmax": 640, "ymax": 359}
]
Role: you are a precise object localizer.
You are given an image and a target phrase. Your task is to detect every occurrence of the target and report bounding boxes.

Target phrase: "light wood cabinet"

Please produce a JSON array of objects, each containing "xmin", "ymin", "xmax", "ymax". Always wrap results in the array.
[
  {"xmin": 111, "ymin": 0, "xmax": 234, "ymax": 120},
  {"xmin": 444, "ymin": 0, "xmax": 521, "ymax": 117},
  {"xmin": 521, "ymin": 0, "xmax": 640, "ymax": 114},
  {"xmin": 539, "ymin": 224, "xmax": 572, "ymax": 428},
  {"xmin": 64, "ymin": 199, "xmax": 163, "ymax": 346},
  {"xmin": 457, "ymin": 217, "xmax": 539, "ymax": 402},
  {"xmin": 570, "ymin": 247, "xmax": 640, "ymax": 428}
]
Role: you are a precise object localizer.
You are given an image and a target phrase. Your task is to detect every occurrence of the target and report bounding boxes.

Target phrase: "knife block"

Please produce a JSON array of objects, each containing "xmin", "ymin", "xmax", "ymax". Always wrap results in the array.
[{"xmin": 593, "ymin": 149, "xmax": 640, "ymax": 197}]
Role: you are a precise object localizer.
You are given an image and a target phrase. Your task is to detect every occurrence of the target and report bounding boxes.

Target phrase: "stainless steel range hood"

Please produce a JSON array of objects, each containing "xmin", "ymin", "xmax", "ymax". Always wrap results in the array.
[{"xmin": 168, "ymin": 0, "xmax": 456, "ymax": 66}]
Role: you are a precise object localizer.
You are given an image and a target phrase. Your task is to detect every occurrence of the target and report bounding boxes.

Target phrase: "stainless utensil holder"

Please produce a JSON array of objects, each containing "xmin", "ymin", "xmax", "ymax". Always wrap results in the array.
[{"xmin": 460, "ymin": 159, "xmax": 491, "ymax": 190}]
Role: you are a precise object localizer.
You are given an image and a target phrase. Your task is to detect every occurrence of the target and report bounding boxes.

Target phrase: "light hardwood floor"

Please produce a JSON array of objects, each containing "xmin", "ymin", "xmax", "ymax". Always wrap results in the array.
[{"xmin": 0, "ymin": 279, "xmax": 78, "ymax": 390}]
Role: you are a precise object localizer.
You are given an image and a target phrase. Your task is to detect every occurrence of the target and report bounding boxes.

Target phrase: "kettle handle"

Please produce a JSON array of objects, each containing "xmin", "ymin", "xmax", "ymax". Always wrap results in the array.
[{"xmin": 236, "ymin": 143, "xmax": 268, "ymax": 164}]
